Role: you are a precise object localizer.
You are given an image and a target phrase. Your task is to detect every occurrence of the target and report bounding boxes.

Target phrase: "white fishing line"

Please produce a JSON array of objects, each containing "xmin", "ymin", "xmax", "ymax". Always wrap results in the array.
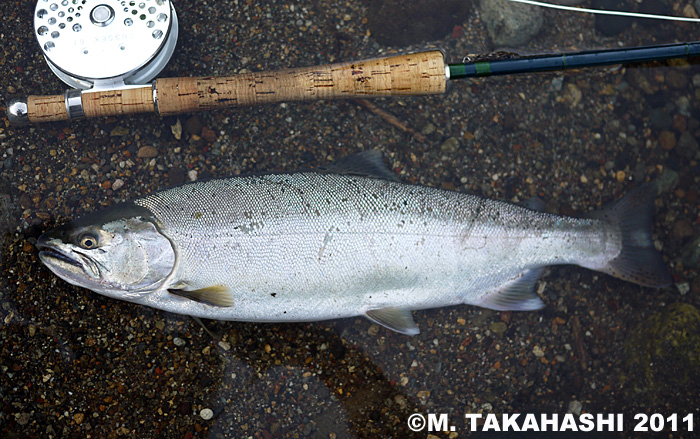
[{"xmin": 506, "ymin": 0, "xmax": 700, "ymax": 22}]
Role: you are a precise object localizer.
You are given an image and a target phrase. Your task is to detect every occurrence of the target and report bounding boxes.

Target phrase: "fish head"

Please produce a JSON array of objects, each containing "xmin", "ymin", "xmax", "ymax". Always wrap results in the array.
[{"xmin": 37, "ymin": 203, "xmax": 176, "ymax": 297}]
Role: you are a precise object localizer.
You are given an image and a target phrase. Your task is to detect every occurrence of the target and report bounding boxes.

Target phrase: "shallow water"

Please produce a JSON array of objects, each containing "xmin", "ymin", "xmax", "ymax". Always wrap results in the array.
[{"xmin": 1, "ymin": 1, "xmax": 699, "ymax": 438}]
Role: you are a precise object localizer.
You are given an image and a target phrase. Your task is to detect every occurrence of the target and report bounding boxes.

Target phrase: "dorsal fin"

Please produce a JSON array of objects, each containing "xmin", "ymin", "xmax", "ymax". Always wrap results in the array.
[
  {"xmin": 316, "ymin": 150, "xmax": 400, "ymax": 182},
  {"xmin": 520, "ymin": 196, "xmax": 546, "ymax": 212}
]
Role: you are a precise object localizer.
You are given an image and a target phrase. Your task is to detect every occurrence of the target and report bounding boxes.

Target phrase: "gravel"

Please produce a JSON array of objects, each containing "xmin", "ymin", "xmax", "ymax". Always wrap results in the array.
[{"xmin": 1, "ymin": 0, "xmax": 699, "ymax": 438}]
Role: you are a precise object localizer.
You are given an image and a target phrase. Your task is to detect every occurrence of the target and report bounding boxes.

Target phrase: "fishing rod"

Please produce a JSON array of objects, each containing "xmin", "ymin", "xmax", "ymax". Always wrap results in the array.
[{"xmin": 6, "ymin": 0, "xmax": 700, "ymax": 126}]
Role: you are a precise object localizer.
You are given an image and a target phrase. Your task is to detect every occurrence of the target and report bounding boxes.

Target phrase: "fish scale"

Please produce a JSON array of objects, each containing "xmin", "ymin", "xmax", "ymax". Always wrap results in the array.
[
  {"xmin": 134, "ymin": 172, "xmax": 610, "ymax": 319},
  {"xmin": 37, "ymin": 152, "xmax": 671, "ymax": 335}
]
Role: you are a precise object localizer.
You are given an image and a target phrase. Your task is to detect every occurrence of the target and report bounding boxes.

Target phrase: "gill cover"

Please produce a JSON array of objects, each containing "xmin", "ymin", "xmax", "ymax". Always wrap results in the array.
[{"xmin": 37, "ymin": 203, "xmax": 176, "ymax": 295}]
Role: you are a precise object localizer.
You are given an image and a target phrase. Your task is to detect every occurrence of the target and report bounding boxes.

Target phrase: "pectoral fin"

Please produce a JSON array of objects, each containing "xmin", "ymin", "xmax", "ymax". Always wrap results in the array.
[
  {"xmin": 168, "ymin": 285, "xmax": 235, "ymax": 307},
  {"xmin": 365, "ymin": 307, "xmax": 419, "ymax": 336}
]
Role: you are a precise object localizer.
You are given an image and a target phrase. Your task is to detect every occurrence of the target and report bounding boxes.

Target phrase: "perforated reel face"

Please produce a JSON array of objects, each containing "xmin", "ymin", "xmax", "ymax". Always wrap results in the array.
[{"xmin": 34, "ymin": 0, "xmax": 178, "ymax": 89}]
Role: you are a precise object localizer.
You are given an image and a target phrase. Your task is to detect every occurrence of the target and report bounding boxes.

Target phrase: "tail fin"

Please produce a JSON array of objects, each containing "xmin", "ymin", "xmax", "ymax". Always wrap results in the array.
[{"xmin": 589, "ymin": 182, "xmax": 672, "ymax": 288}]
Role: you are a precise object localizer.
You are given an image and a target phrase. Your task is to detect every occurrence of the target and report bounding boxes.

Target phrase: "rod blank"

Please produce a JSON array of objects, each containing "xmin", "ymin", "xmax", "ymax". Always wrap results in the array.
[{"xmin": 449, "ymin": 41, "xmax": 700, "ymax": 78}]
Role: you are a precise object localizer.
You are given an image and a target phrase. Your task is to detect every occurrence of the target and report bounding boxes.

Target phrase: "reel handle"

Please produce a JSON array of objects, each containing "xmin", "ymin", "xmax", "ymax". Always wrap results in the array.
[{"xmin": 7, "ymin": 51, "xmax": 446, "ymax": 125}]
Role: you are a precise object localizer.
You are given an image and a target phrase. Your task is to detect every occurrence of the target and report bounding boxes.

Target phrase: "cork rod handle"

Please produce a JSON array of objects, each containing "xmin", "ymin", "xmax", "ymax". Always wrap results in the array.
[
  {"xmin": 9, "ymin": 51, "xmax": 446, "ymax": 125},
  {"xmin": 155, "ymin": 50, "xmax": 447, "ymax": 115}
]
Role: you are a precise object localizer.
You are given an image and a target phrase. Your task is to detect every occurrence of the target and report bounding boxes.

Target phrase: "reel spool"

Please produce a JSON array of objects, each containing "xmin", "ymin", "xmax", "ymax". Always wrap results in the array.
[{"xmin": 34, "ymin": 0, "xmax": 178, "ymax": 90}]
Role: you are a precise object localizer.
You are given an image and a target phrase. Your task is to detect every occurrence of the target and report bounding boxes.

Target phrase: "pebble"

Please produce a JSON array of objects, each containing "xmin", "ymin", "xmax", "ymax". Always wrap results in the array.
[
  {"xmin": 532, "ymin": 345, "xmax": 545, "ymax": 358},
  {"xmin": 417, "ymin": 390, "xmax": 431, "ymax": 400},
  {"xmin": 171, "ymin": 119, "xmax": 183, "ymax": 140},
  {"xmin": 112, "ymin": 179, "xmax": 124, "ymax": 190},
  {"xmin": 187, "ymin": 170, "xmax": 198, "ymax": 182},
  {"xmin": 563, "ymin": 83, "xmax": 582, "ymax": 107},
  {"xmin": 302, "ymin": 423, "xmax": 313, "ymax": 436},
  {"xmin": 73, "ymin": 413, "xmax": 85, "ymax": 424},
  {"xmin": 615, "ymin": 170, "xmax": 626, "ymax": 183},
  {"xmin": 421, "ymin": 123, "xmax": 436, "ymax": 135},
  {"xmin": 15, "ymin": 413, "xmax": 30, "ymax": 426},
  {"xmin": 673, "ymin": 219, "xmax": 694, "ymax": 240},
  {"xmin": 677, "ymin": 96, "xmax": 691, "ymax": 116},
  {"xmin": 673, "ymin": 114, "xmax": 687, "ymax": 132},
  {"xmin": 137, "ymin": 146, "xmax": 158, "ymax": 158},
  {"xmin": 110, "ymin": 126, "xmax": 129, "ymax": 137},
  {"xmin": 684, "ymin": 3, "xmax": 698, "ymax": 18},
  {"xmin": 185, "ymin": 116, "xmax": 203, "ymax": 136},
  {"xmin": 440, "ymin": 137, "xmax": 460, "ymax": 154},
  {"xmin": 658, "ymin": 130, "xmax": 676, "ymax": 151},
  {"xmin": 199, "ymin": 408, "xmax": 214, "ymax": 420},
  {"xmin": 657, "ymin": 169, "xmax": 679, "ymax": 193},
  {"xmin": 676, "ymin": 131, "xmax": 699, "ymax": 158},
  {"xmin": 628, "ymin": 70, "xmax": 655, "ymax": 95},
  {"xmin": 567, "ymin": 400, "xmax": 582, "ymax": 416},
  {"xmin": 682, "ymin": 235, "xmax": 700, "ymax": 268},
  {"xmin": 666, "ymin": 70, "xmax": 688, "ymax": 89},
  {"xmin": 693, "ymin": 276, "xmax": 700, "ymax": 297},
  {"xmin": 201, "ymin": 127, "xmax": 217, "ymax": 143},
  {"xmin": 173, "ymin": 337, "xmax": 185, "ymax": 347},
  {"xmin": 550, "ymin": 76, "xmax": 564, "ymax": 92},
  {"xmin": 489, "ymin": 321, "xmax": 507, "ymax": 336}
]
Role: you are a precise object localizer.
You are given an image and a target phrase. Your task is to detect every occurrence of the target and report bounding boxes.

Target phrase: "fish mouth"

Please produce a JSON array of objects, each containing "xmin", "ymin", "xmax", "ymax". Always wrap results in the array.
[
  {"xmin": 36, "ymin": 237, "xmax": 101, "ymax": 280},
  {"xmin": 38, "ymin": 248, "xmax": 83, "ymax": 269}
]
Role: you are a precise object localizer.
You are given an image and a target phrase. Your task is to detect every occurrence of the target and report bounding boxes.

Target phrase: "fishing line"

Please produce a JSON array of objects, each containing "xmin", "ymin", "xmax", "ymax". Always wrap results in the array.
[{"xmin": 505, "ymin": 0, "xmax": 700, "ymax": 22}]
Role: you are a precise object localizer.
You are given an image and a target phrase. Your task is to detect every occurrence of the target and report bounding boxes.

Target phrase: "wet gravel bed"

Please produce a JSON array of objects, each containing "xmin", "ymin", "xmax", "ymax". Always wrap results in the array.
[{"xmin": 1, "ymin": 0, "xmax": 700, "ymax": 438}]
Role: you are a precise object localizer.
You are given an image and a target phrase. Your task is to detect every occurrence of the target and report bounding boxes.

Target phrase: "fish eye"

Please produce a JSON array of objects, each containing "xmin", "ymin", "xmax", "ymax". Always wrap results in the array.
[{"xmin": 78, "ymin": 233, "xmax": 99, "ymax": 249}]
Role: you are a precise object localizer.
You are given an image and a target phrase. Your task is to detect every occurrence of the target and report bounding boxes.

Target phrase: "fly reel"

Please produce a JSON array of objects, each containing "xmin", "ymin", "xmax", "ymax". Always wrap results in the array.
[{"xmin": 34, "ymin": 0, "xmax": 178, "ymax": 90}]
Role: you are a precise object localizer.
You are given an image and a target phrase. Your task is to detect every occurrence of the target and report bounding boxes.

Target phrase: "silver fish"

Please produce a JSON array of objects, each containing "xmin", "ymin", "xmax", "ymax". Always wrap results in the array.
[{"xmin": 37, "ymin": 151, "xmax": 670, "ymax": 335}]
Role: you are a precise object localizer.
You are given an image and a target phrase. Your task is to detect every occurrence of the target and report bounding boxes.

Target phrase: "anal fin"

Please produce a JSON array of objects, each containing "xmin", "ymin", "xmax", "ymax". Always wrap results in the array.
[
  {"xmin": 168, "ymin": 285, "xmax": 235, "ymax": 307},
  {"xmin": 473, "ymin": 268, "xmax": 545, "ymax": 311},
  {"xmin": 365, "ymin": 307, "xmax": 420, "ymax": 336}
]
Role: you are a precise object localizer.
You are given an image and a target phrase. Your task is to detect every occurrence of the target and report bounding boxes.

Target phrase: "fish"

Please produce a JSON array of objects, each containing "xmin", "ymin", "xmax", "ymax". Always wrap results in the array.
[{"xmin": 37, "ymin": 150, "xmax": 671, "ymax": 335}]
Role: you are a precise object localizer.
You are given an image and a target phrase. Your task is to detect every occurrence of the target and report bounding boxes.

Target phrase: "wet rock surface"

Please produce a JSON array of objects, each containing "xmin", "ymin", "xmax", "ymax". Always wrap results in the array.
[
  {"xmin": 479, "ymin": 0, "xmax": 543, "ymax": 47},
  {"xmin": 623, "ymin": 303, "xmax": 700, "ymax": 404},
  {"xmin": 1, "ymin": 0, "xmax": 699, "ymax": 438}
]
